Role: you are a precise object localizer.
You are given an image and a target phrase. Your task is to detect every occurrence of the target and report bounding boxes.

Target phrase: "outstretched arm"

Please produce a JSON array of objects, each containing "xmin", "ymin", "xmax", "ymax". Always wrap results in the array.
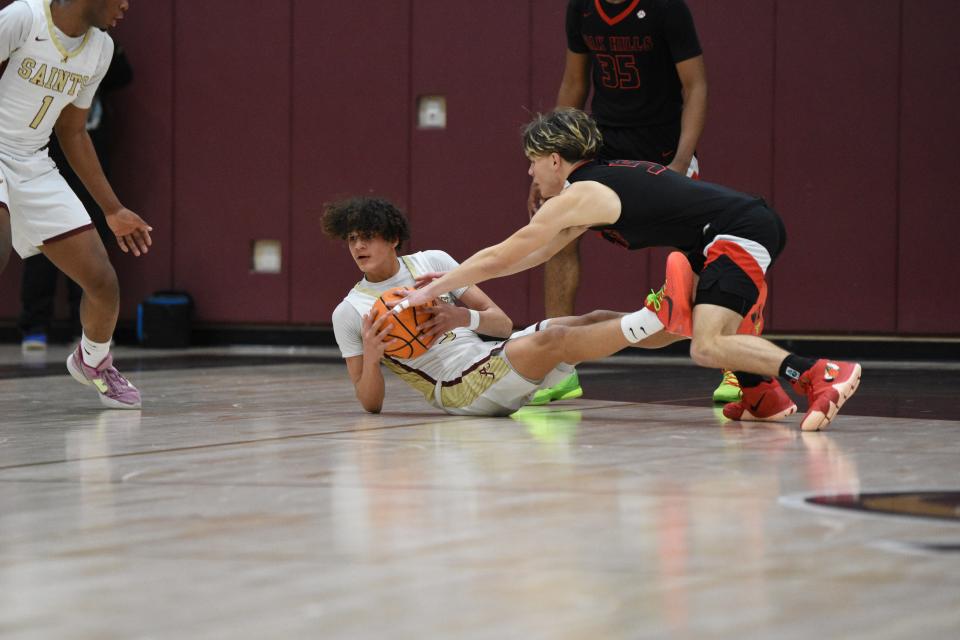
[{"xmin": 398, "ymin": 182, "xmax": 619, "ymax": 310}]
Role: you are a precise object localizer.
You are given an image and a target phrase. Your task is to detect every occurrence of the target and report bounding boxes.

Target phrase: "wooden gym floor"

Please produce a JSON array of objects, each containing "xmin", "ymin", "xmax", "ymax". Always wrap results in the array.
[{"xmin": 0, "ymin": 344, "xmax": 958, "ymax": 639}]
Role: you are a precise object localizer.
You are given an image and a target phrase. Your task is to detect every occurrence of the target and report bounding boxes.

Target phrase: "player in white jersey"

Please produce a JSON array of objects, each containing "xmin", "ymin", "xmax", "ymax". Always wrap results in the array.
[
  {"xmin": 324, "ymin": 197, "xmax": 674, "ymax": 416},
  {"xmin": 0, "ymin": 0, "xmax": 147, "ymax": 409}
]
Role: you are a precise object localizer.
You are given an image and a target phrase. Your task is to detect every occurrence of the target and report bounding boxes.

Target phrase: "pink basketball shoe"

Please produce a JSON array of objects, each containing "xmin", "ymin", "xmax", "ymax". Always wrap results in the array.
[{"xmin": 66, "ymin": 346, "xmax": 142, "ymax": 409}]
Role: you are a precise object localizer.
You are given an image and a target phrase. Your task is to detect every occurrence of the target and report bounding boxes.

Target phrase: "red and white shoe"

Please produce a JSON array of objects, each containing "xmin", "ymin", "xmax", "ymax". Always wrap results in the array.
[
  {"xmin": 644, "ymin": 251, "xmax": 695, "ymax": 337},
  {"xmin": 723, "ymin": 379, "xmax": 797, "ymax": 422},
  {"xmin": 791, "ymin": 359, "xmax": 862, "ymax": 431}
]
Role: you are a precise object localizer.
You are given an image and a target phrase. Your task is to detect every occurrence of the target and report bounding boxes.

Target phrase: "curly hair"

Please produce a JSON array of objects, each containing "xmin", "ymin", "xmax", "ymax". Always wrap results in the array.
[
  {"xmin": 522, "ymin": 107, "xmax": 603, "ymax": 162},
  {"xmin": 321, "ymin": 197, "xmax": 411, "ymax": 248}
]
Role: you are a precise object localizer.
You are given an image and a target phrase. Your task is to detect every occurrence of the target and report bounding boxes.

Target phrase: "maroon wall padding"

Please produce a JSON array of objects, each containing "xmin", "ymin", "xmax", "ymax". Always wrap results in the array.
[
  {"xmin": 526, "ymin": 0, "xmax": 569, "ymax": 318},
  {"xmin": 686, "ymin": 0, "xmax": 777, "ymax": 328},
  {"xmin": 530, "ymin": 0, "xmax": 568, "ymax": 113},
  {"xmin": 575, "ymin": 236, "xmax": 651, "ymax": 317},
  {"xmin": 408, "ymin": 1, "xmax": 534, "ymax": 325},
  {"xmin": 771, "ymin": 0, "xmax": 900, "ymax": 333},
  {"xmin": 4, "ymin": 1, "xmax": 958, "ymax": 338},
  {"xmin": 109, "ymin": 3, "xmax": 175, "ymax": 318},
  {"xmin": 689, "ymin": 0, "xmax": 774, "ymax": 198},
  {"xmin": 897, "ymin": 0, "xmax": 960, "ymax": 334},
  {"xmin": 171, "ymin": 1, "xmax": 292, "ymax": 323},
  {"xmin": 290, "ymin": 1, "xmax": 411, "ymax": 324}
]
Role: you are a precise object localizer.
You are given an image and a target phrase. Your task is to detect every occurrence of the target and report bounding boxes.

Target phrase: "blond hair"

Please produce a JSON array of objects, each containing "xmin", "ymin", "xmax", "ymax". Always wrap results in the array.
[{"xmin": 522, "ymin": 108, "xmax": 603, "ymax": 161}]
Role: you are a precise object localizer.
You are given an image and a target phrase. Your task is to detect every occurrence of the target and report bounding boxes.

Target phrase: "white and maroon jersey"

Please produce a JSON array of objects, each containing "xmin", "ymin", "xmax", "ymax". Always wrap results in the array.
[
  {"xmin": 332, "ymin": 251, "xmax": 508, "ymax": 406},
  {"xmin": 0, "ymin": 0, "xmax": 113, "ymax": 156}
]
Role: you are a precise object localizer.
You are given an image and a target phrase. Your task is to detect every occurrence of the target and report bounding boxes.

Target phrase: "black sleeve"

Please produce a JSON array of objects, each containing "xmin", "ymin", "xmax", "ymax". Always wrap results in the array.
[
  {"xmin": 565, "ymin": 0, "xmax": 589, "ymax": 53},
  {"xmin": 661, "ymin": 0, "xmax": 703, "ymax": 63},
  {"xmin": 99, "ymin": 45, "xmax": 133, "ymax": 94}
]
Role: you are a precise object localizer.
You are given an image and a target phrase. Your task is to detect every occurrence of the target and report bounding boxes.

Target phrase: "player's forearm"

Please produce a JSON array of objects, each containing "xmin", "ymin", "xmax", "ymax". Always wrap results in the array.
[
  {"xmin": 473, "ymin": 306, "xmax": 513, "ymax": 338},
  {"xmin": 354, "ymin": 357, "xmax": 386, "ymax": 413},
  {"xmin": 675, "ymin": 82, "xmax": 707, "ymax": 170},
  {"xmin": 510, "ymin": 240, "xmax": 567, "ymax": 276},
  {"xmin": 556, "ymin": 80, "xmax": 588, "ymax": 110},
  {"xmin": 556, "ymin": 52, "xmax": 590, "ymax": 109},
  {"xmin": 423, "ymin": 246, "xmax": 510, "ymax": 301},
  {"xmin": 55, "ymin": 129, "xmax": 123, "ymax": 215}
]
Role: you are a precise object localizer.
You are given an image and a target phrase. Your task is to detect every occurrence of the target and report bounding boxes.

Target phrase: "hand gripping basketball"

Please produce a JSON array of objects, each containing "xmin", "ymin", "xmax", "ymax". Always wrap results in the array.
[
  {"xmin": 389, "ymin": 282, "xmax": 438, "ymax": 316},
  {"xmin": 372, "ymin": 287, "xmax": 439, "ymax": 359}
]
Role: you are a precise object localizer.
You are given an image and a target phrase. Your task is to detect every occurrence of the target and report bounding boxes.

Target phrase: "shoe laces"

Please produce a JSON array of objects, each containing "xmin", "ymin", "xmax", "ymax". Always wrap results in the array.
[
  {"xmin": 645, "ymin": 287, "xmax": 664, "ymax": 311},
  {"xmin": 722, "ymin": 370, "xmax": 741, "ymax": 389},
  {"xmin": 98, "ymin": 366, "xmax": 131, "ymax": 394}
]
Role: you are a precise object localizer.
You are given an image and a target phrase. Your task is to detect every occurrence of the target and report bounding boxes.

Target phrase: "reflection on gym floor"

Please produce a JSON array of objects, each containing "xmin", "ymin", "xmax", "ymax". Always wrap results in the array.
[{"xmin": 1, "ymin": 345, "xmax": 957, "ymax": 639}]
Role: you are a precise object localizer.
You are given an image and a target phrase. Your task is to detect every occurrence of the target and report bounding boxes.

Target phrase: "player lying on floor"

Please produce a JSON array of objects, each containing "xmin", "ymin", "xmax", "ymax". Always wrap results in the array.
[
  {"xmin": 323, "ymin": 196, "xmax": 676, "ymax": 416},
  {"xmin": 392, "ymin": 108, "xmax": 862, "ymax": 431}
]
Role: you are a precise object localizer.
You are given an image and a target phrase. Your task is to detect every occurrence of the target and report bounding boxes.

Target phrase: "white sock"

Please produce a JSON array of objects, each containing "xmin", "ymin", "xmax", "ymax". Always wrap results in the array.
[
  {"xmin": 80, "ymin": 333, "xmax": 111, "ymax": 368},
  {"xmin": 541, "ymin": 363, "xmax": 575, "ymax": 388},
  {"xmin": 620, "ymin": 309, "xmax": 664, "ymax": 344},
  {"xmin": 509, "ymin": 318, "xmax": 551, "ymax": 340}
]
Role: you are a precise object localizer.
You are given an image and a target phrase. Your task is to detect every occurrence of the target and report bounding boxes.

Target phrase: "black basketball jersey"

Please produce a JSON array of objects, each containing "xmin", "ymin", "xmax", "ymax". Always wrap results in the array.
[
  {"xmin": 567, "ymin": 160, "xmax": 767, "ymax": 252},
  {"xmin": 566, "ymin": 0, "xmax": 702, "ymax": 128}
]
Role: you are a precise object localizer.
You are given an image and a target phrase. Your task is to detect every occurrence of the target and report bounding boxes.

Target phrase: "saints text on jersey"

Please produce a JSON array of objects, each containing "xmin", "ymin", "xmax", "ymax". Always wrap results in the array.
[{"xmin": 17, "ymin": 58, "xmax": 88, "ymax": 96}]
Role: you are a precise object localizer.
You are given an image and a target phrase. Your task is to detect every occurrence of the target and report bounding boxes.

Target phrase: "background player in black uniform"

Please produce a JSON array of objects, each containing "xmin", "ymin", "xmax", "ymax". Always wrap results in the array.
[
  {"xmin": 531, "ymin": 0, "xmax": 706, "ymax": 315},
  {"xmin": 399, "ymin": 109, "xmax": 862, "ymax": 432},
  {"xmin": 529, "ymin": 0, "xmax": 731, "ymax": 403}
]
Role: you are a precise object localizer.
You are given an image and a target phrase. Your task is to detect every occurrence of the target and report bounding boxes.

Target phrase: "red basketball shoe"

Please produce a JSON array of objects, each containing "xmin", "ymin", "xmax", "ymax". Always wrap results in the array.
[
  {"xmin": 791, "ymin": 360, "xmax": 862, "ymax": 431},
  {"xmin": 645, "ymin": 251, "xmax": 694, "ymax": 337},
  {"xmin": 723, "ymin": 379, "xmax": 797, "ymax": 422}
]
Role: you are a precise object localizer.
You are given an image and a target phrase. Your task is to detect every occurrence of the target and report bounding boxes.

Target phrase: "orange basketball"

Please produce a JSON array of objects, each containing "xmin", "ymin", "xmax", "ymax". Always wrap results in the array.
[{"xmin": 371, "ymin": 287, "xmax": 438, "ymax": 359}]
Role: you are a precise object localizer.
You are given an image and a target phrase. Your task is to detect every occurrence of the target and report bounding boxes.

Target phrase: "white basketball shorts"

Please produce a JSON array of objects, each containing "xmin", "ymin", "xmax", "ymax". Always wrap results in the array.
[
  {"xmin": 435, "ymin": 341, "xmax": 572, "ymax": 417},
  {"xmin": 0, "ymin": 149, "xmax": 93, "ymax": 259}
]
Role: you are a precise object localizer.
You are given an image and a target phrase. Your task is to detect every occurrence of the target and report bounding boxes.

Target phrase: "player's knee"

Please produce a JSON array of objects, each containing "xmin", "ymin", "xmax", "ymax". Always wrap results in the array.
[
  {"xmin": 82, "ymin": 263, "xmax": 119, "ymax": 300},
  {"xmin": 537, "ymin": 324, "xmax": 571, "ymax": 351},
  {"xmin": 689, "ymin": 337, "xmax": 721, "ymax": 369}
]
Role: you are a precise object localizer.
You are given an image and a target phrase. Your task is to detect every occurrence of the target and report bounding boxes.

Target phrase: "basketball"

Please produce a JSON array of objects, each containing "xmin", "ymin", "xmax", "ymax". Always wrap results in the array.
[{"xmin": 371, "ymin": 287, "xmax": 438, "ymax": 359}]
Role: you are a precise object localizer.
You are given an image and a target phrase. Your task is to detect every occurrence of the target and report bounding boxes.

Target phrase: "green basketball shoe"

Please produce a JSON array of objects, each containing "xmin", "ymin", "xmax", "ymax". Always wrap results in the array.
[
  {"xmin": 712, "ymin": 370, "xmax": 742, "ymax": 404},
  {"xmin": 528, "ymin": 372, "xmax": 583, "ymax": 405}
]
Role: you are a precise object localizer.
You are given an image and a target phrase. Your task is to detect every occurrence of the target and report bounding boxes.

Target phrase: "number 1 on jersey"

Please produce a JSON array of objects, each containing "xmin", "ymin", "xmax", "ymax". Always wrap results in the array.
[{"xmin": 30, "ymin": 96, "xmax": 54, "ymax": 130}]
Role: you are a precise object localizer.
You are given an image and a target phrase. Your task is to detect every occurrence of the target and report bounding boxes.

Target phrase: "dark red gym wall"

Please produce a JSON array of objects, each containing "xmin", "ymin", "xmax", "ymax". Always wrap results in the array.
[{"xmin": 0, "ymin": 0, "xmax": 957, "ymax": 336}]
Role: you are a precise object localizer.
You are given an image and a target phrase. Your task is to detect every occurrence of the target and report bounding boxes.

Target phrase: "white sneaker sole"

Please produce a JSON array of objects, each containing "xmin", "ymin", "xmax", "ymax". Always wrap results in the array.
[
  {"xmin": 66, "ymin": 353, "xmax": 91, "ymax": 387},
  {"xmin": 741, "ymin": 403, "xmax": 798, "ymax": 422},
  {"xmin": 800, "ymin": 364, "xmax": 862, "ymax": 431}
]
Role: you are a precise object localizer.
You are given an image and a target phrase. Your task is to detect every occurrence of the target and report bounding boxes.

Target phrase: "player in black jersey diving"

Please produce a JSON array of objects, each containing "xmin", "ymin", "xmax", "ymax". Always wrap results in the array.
[{"xmin": 395, "ymin": 108, "xmax": 861, "ymax": 432}]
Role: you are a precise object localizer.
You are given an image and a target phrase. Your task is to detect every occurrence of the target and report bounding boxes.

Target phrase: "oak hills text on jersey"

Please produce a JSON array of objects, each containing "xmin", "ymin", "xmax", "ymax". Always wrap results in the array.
[{"xmin": 582, "ymin": 35, "xmax": 654, "ymax": 53}]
